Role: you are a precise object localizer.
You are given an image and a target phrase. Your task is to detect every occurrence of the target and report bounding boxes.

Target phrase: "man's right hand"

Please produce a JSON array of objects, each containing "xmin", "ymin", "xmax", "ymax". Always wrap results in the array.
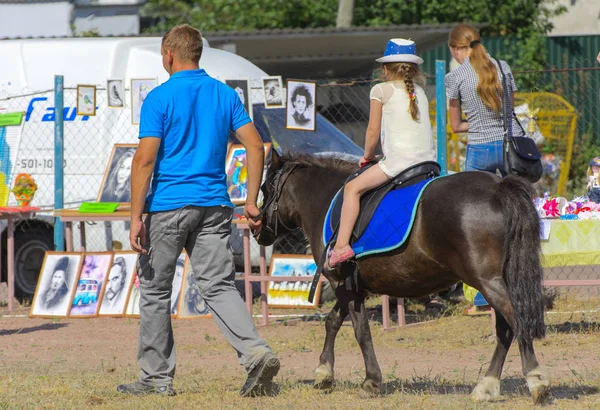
[
  {"xmin": 244, "ymin": 203, "xmax": 262, "ymax": 233},
  {"xmin": 130, "ymin": 219, "xmax": 147, "ymax": 254}
]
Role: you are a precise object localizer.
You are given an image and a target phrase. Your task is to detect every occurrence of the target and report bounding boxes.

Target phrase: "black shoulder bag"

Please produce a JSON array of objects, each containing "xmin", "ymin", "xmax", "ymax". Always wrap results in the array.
[{"xmin": 495, "ymin": 59, "xmax": 543, "ymax": 183}]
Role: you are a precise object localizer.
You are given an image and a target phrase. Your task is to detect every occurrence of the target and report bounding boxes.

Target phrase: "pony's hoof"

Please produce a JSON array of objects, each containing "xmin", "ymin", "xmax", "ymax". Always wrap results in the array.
[
  {"xmin": 527, "ymin": 368, "xmax": 550, "ymax": 405},
  {"xmin": 361, "ymin": 379, "xmax": 381, "ymax": 396},
  {"xmin": 471, "ymin": 376, "xmax": 500, "ymax": 402},
  {"xmin": 314, "ymin": 365, "xmax": 334, "ymax": 390}
]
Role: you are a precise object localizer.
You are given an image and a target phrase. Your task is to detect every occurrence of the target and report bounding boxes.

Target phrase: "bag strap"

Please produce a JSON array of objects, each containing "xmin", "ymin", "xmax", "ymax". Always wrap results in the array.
[
  {"xmin": 494, "ymin": 58, "xmax": 526, "ymax": 138},
  {"xmin": 494, "ymin": 58, "xmax": 512, "ymax": 138}
]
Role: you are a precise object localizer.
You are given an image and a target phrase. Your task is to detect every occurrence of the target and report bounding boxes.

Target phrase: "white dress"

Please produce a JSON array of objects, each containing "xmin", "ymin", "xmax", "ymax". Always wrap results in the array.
[{"xmin": 370, "ymin": 81, "xmax": 436, "ymax": 178}]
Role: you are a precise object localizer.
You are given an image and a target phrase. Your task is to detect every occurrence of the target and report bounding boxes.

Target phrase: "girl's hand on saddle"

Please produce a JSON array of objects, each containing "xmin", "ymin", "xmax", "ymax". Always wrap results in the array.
[
  {"xmin": 360, "ymin": 156, "xmax": 373, "ymax": 167},
  {"xmin": 360, "ymin": 155, "xmax": 381, "ymax": 167}
]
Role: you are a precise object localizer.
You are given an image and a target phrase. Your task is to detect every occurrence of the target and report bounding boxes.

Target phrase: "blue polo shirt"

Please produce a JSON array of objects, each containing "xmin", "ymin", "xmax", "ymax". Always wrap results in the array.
[{"xmin": 139, "ymin": 69, "xmax": 251, "ymax": 212}]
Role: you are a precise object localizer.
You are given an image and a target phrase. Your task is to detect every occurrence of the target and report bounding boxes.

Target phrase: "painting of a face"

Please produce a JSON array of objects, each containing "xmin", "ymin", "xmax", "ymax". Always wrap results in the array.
[
  {"xmin": 225, "ymin": 79, "xmax": 252, "ymax": 119},
  {"xmin": 117, "ymin": 156, "xmax": 133, "ymax": 186},
  {"xmin": 286, "ymin": 80, "xmax": 316, "ymax": 131},
  {"xmin": 51, "ymin": 270, "xmax": 65, "ymax": 291},
  {"xmin": 106, "ymin": 264, "xmax": 125, "ymax": 301},
  {"xmin": 30, "ymin": 253, "xmax": 83, "ymax": 318},
  {"xmin": 293, "ymin": 95, "xmax": 307, "ymax": 115}
]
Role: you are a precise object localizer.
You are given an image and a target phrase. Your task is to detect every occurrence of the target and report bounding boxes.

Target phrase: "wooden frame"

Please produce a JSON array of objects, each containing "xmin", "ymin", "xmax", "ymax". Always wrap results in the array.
[
  {"xmin": 98, "ymin": 251, "xmax": 138, "ymax": 317},
  {"xmin": 131, "ymin": 78, "xmax": 158, "ymax": 125},
  {"xmin": 69, "ymin": 252, "xmax": 114, "ymax": 318},
  {"xmin": 285, "ymin": 80, "xmax": 317, "ymax": 132},
  {"xmin": 76, "ymin": 84, "xmax": 96, "ymax": 116},
  {"xmin": 267, "ymin": 254, "xmax": 321, "ymax": 309},
  {"xmin": 261, "ymin": 76, "xmax": 285, "ymax": 109},
  {"xmin": 177, "ymin": 259, "xmax": 212, "ymax": 319},
  {"xmin": 225, "ymin": 143, "xmax": 272, "ymax": 205},
  {"xmin": 96, "ymin": 143, "xmax": 138, "ymax": 203},
  {"xmin": 30, "ymin": 252, "xmax": 84, "ymax": 318},
  {"xmin": 225, "ymin": 78, "xmax": 253, "ymax": 119},
  {"xmin": 106, "ymin": 79, "xmax": 124, "ymax": 108}
]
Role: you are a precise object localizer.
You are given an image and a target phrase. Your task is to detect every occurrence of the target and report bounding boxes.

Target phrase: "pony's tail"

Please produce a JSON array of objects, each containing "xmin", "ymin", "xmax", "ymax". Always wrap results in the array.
[{"xmin": 497, "ymin": 176, "xmax": 545, "ymax": 343}]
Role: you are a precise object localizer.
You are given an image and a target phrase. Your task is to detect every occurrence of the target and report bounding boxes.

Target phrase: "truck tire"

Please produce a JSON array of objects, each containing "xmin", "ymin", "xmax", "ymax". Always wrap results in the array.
[{"xmin": 13, "ymin": 223, "xmax": 54, "ymax": 298}]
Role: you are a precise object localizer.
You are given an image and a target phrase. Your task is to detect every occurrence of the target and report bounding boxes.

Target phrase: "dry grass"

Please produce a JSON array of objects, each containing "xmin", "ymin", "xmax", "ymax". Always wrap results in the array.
[{"xmin": 2, "ymin": 296, "xmax": 600, "ymax": 409}]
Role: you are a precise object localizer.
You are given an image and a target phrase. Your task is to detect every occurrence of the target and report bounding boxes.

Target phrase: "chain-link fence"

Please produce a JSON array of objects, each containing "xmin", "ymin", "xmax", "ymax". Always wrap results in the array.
[{"xmin": 2, "ymin": 65, "xmax": 600, "ymax": 300}]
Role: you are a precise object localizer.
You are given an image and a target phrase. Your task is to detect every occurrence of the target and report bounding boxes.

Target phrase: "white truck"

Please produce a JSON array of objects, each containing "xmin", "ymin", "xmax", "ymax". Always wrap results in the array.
[{"xmin": 0, "ymin": 36, "xmax": 361, "ymax": 297}]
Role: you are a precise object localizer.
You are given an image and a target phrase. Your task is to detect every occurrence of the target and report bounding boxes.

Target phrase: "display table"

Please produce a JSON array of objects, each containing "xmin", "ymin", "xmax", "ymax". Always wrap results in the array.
[
  {"xmin": 54, "ymin": 209, "xmax": 132, "ymax": 252},
  {"xmin": 541, "ymin": 219, "xmax": 600, "ymax": 286},
  {"xmin": 0, "ymin": 207, "xmax": 39, "ymax": 312},
  {"xmin": 541, "ymin": 219, "xmax": 600, "ymax": 268}
]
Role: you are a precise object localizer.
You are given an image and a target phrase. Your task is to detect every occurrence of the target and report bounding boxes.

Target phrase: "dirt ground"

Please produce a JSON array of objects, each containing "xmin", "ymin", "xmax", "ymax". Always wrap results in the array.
[{"xmin": 2, "ymin": 298, "xmax": 600, "ymax": 409}]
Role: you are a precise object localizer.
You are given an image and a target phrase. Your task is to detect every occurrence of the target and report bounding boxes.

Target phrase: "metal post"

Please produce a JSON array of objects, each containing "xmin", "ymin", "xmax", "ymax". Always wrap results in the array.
[
  {"xmin": 7, "ymin": 217, "xmax": 14, "ymax": 312},
  {"xmin": 435, "ymin": 60, "xmax": 448, "ymax": 175},
  {"xmin": 54, "ymin": 75, "xmax": 65, "ymax": 250},
  {"xmin": 242, "ymin": 226, "xmax": 253, "ymax": 315}
]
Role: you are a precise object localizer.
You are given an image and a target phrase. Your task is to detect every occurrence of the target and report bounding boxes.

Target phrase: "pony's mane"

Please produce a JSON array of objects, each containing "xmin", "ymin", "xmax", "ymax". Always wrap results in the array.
[{"xmin": 278, "ymin": 152, "xmax": 357, "ymax": 175}]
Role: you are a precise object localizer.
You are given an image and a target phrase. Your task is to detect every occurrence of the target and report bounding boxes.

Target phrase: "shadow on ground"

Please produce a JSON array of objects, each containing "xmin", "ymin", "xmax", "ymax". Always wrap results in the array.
[
  {"xmin": 0, "ymin": 322, "xmax": 69, "ymax": 336},
  {"xmin": 548, "ymin": 321, "xmax": 600, "ymax": 333}
]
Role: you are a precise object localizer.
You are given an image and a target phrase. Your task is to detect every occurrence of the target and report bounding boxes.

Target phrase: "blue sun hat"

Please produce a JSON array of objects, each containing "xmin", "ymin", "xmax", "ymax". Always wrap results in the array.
[
  {"xmin": 589, "ymin": 156, "xmax": 600, "ymax": 167},
  {"xmin": 376, "ymin": 39, "xmax": 424, "ymax": 65}
]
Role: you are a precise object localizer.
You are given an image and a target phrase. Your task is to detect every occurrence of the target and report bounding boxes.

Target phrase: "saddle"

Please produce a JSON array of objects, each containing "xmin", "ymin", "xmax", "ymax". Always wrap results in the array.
[
  {"xmin": 328, "ymin": 161, "xmax": 441, "ymax": 242},
  {"xmin": 309, "ymin": 160, "xmax": 440, "ymax": 304}
]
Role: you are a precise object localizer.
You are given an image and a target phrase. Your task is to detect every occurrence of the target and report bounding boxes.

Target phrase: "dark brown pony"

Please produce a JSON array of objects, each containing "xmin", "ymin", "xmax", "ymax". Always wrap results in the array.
[{"xmin": 255, "ymin": 151, "xmax": 549, "ymax": 404}]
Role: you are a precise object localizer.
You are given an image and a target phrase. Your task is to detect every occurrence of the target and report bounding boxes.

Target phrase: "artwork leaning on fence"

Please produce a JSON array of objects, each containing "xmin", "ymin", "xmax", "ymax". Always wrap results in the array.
[
  {"xmin": 177, "ymin": 260, "xmax": 212, "ymax": 319},
  {"xmin": 267, "ymin": 254, "xmax": 320, "ymax": 309},
  {"xmin": 30, "ymin": 252, "xmax": 83, "ymax": 318},
  {"xmin": 69, "ymin": 252, "xmax": 113, "ymax": 318},
  {"xmin": 98, "ymin": 252, "xmax": 138, "ymax": 317},
  {"xmin": 225, "ymin": 143, "xmax": 271, "ymax": 205}
]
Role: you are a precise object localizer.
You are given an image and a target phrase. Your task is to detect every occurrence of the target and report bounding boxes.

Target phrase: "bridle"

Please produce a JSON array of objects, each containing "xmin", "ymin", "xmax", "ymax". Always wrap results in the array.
[{"xmin": 254, "ymin": 163, "xmax": 300, "ymax": 239}]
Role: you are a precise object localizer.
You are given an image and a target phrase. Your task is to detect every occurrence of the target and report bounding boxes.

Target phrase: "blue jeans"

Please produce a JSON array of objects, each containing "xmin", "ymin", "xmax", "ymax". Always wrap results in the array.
[{"xmin": 465, "ymin": 140, "xmax": 506, "ymax": 176}]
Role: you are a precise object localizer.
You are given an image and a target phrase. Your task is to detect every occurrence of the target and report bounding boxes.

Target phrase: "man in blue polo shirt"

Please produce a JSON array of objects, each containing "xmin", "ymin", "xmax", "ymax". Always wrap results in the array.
[{"xmin": 117, "ymin": 24, "xmax": 279, "ymax": 397}]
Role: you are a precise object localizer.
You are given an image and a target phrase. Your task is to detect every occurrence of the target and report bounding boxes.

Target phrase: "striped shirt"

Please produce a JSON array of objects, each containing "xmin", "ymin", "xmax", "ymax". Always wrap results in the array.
[{"xmin": 445, "ymin": 56, "xmax": 523, "ymax": 144}]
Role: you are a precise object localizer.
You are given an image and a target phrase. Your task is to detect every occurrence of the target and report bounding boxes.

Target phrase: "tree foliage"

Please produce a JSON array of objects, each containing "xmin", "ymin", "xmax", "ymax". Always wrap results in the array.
[{"xmin": 141, "ymin": 0, "xmax": 566, "ymax": 74}]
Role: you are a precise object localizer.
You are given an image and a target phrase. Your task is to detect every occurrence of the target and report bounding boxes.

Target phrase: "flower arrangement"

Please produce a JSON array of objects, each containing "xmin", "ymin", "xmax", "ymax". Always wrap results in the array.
[
  {"xmin": 535, "ymin": 194, "xmax": 600, "ymax": 220},
  {"xmin": 11, "ymin": 173, "xmax": 38, "ymax": 206}
]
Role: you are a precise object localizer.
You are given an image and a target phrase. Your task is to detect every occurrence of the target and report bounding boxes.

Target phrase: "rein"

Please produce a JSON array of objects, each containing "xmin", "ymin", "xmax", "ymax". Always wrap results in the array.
[{"xmin": 254, "ymin": 163, "xmax": 300, "ymax": 239}]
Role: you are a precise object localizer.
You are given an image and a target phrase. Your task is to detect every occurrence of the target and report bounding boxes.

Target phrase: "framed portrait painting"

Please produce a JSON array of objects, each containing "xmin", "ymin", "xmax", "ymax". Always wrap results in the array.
[
  {"xmin": 125, "ymin": 251, "xmax": 186, "ymax": 318},
  {"xmin": 261, "ymin": 76, "xmax": 284, "ymax": 109},
  {"xmin": 69, "ymin": 252, "xmax": 113, "ymax": 318},
  {"xmin": 125, "ymin": 271, "xmax": 141, "ymax": 317},
  {"xmin": 76, "ymin": 84, "xmax": 96, "ymax": 116},
  {"xmin": 177, "ymin": 260, "xmax": 212, "ymax": 319},
  {"xmin": 107, "ymin": 79, "xmax": 124, "ymax": 108},
  {"xmin": 170, "ymin": 252, "xmax": 187, "ymax": 317},
  {"xmin": 225, "ymin": 143, "xmax": 272, "ymax": 205},
  {"xmin": 97, "ymin": 144, "xmax": 137, "ymax": 203},
  {"xmin": 225, "ymin": 79, "xmax": 252, "ymax": 119},
  {"xmin": 286, "ymin": 80, "xmax": 316, "ymax": 132},
  {"xmin": 30, "ymin": 252, "xmax": 83, "ymax": 318},
  {"xmin": 98, "ymin": 252, "xmax": 138, "ymax": 317},
  {"xmin": 131, "ymin": 78, "xmax": 157, "ymax": 125},
  {"xmin": 267, "ymin": 254, "xmax": 320, "ymax": 309}
]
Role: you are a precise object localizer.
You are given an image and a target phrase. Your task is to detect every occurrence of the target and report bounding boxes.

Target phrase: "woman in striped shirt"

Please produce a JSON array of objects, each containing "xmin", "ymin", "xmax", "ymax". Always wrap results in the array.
[{"xmin": 445, "ymin": 24, "xmax": 523, "ymax": 175}]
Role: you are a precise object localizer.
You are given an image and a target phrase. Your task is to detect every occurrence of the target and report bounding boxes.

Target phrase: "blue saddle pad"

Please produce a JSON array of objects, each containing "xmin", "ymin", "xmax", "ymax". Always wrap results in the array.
[{"xmin": 323, "ymin": 178, "xmax": 436, "ymax": 258}]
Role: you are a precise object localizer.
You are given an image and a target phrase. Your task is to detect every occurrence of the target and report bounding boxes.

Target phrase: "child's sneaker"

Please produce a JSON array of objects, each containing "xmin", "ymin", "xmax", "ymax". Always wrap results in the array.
[{"xmin": 324, "ymin": 245, "xmax": 355, "ymax": 269}]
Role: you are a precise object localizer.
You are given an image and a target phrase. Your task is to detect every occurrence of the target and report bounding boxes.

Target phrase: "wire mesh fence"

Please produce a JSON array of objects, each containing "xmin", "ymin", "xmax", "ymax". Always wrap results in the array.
[{"xmin": 1, "ymin": 63, "xmax": 600, "ymax": 300}]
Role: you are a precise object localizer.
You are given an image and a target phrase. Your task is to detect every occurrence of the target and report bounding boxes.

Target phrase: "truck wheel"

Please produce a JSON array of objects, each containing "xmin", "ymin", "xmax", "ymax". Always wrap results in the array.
[{"xmin": 14, "ymin": 225, "xmax": 54, "ymax": 298}]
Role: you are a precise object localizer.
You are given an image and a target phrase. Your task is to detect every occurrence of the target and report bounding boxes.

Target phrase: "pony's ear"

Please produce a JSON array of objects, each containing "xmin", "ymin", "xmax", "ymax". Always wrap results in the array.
[{"xmin": 271, "ymin": 149, "xmax": 282, "ymax": 169}]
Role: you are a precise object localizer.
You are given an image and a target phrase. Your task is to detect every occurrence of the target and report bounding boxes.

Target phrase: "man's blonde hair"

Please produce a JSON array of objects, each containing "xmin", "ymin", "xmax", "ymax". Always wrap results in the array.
[{"xmin": 162, "ymin": 24, "xmax": 203, "ymax": 63}]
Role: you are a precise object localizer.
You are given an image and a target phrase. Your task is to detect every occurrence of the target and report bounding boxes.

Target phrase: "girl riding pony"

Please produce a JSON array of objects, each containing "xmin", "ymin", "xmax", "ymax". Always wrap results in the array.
[{"xmin": 326, "ymin": 38, "xmax": 435, "ymax": 268}]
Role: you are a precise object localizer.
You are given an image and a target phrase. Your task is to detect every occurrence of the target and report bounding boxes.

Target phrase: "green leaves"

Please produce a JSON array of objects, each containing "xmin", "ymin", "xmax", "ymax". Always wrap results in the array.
[{"xmin": 141, "ymin": 0, "xmax": 566, "ymax": 76}]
